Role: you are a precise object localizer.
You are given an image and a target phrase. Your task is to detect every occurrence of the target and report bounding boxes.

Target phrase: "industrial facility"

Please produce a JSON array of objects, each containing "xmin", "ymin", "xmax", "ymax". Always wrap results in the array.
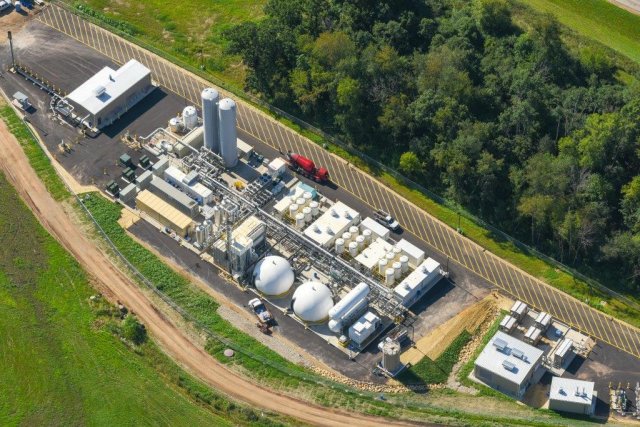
[{"xmin": 63, "ymin": 59, "xmax": 154, "ymax": 130}]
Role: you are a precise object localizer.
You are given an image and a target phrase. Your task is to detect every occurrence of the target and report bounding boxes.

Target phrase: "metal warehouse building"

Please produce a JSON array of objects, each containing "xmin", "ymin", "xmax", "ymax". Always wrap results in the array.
[
  {"xmin": 474, "ymin": 331, "xmax": 543, "ymax": 399},
  {"xmin": 65, "ymin": 59, "xmax": 154, "ymax": 129},
  {"xmin": 136, "ymin": 190, "xmax": 193, "ymax": 237},
  {"xmin": 548, "ymin": 377, "xmax": 596, "ymax": 416}
]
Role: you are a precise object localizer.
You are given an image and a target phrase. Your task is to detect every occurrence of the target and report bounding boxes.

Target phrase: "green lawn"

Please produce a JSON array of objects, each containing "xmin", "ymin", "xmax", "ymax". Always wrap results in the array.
[
  {"xmin": 0, "ymin": 172, "xmax": 291, "ymax": 426},
  {"xmin": 515, "ymin": 0, "xmax": 640, "ymax": 65},
  {"xmin": 70, "ymin": 0, "xmax": 266, "ymax": 88}
]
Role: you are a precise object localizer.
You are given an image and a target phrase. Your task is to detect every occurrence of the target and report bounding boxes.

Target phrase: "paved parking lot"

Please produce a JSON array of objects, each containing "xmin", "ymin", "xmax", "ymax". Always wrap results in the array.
[{"xmin": 30, "ymin": 4, "xmax": 640, "ymax": 361}]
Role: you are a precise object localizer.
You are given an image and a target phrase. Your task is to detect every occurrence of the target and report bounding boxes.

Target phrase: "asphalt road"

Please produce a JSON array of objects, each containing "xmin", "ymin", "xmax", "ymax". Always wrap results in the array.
[{"xmin": 18, "ymin": 4, "xmax": 640, "ymax": 361}]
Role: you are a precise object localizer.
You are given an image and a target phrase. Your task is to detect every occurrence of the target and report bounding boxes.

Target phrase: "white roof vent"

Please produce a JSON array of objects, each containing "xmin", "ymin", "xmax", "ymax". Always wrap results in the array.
[
  {"xmin": 493, "ymin": 338, "xmax": 508, "ymax": 351},
  {"xmin": 93, "ymin": 85, "xmax": 106, "ymax": 97},
  {"xmin": 502, "ymin": 360, "xmax": 516, "ymax": 372},
  {"xmin": 344, "ymin": 210, "xmax": 351, "ymax": 219},
  {"xmin": 326, "ymin": 226, "xmax": 334, "ymax": 235},
  {"xmin": 331, "ymin": 208, "xmax": 338, "ymax": 217},
  {"xmin": 314, "ymin": 225, "xmax": 321, "ymax": 233}
]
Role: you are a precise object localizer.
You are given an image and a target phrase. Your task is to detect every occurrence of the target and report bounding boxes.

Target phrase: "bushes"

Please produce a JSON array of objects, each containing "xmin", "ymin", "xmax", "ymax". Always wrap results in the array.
[
  {"xmin": 122, "ymin": 314, "xmax": 147, "ymax": 345},
  {"xmin": 73, "ymin": 2, "xmax": 140, "ymax": 36}
]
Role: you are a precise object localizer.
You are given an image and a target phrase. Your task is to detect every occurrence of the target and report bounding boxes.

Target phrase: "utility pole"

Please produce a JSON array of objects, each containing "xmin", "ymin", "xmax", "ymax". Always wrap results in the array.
[{"xmin": 8, "ymin": 31, "xmax": 16, "ymax": 69}]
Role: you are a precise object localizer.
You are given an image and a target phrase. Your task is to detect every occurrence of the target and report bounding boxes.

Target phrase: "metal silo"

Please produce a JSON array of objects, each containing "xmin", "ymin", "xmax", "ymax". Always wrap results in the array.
[
  {"xmin": 218, "ymin": 98, "xmax": 238, "ymax": 168},
  {"xmin": 201, "ymin": 88, "xmax": 219, "ymax": 152}
]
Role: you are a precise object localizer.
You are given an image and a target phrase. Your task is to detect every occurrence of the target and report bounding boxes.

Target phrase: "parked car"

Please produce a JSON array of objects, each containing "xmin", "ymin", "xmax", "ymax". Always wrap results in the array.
[
  {"xmin": 374, "ymin": 209, "xmax": 400, "ymax": 232},
  {"xmin": 248, "ymin": 298, "xmax": 273, "ymax": 325},
  {"xmin": 0, "ymin": 0, "xmax": 13, "ymax": 11}
]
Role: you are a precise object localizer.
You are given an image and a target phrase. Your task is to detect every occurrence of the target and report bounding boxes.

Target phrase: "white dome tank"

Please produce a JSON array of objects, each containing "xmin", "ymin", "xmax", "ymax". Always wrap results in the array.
[
  {"xmin": 399, "ymin": 255, "xmax": 409, "ymax": 273},
  {"xmin": 201, "ymin": 88, "xmax": 220, "ymax": 152},
  {"xmin": 309, "ymin": 201, "xmax": 319, "ymax": 216},
  {"xmin": 362, "ymin": 229, "xmax": 372, "ymax": 244},
  {"xmin": 218, "ymin": 98, "xmax": 238, "ymax": 168},
  {"xmin": 253, "ymin": 256, "xmax": 295, "ymax": 296},
  {"xmin": 291, "ymin": 281, "xmax": 333, "ymax": 322},
  {"xmin": 182, "ymin": 106, "xmax": 198, "ymax": 130},
  {"xmin": 378, "ymin": 258, "xmax": 388, "ymax": 275}
]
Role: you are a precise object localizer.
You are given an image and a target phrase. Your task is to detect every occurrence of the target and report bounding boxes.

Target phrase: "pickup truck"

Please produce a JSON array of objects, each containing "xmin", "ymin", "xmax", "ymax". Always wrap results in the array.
[
  {"xmin": 374, "ymin": 209, "xmax": 400, "ymax": 232},
  {"xmin": 248, "ymin": 298, "xmax": 273, "ymax": 325}
]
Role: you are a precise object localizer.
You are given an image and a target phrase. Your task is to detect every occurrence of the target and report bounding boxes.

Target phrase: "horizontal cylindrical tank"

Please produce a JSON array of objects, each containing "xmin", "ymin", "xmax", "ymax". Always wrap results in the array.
[
  {"xmin": 289, "ymin": 203, "xmax": 299, "ymax": 217},
  {"xmin": 349, "ymin": 225, "xmax": 359, "ymax": 236},
  {"xmin": 328, "ymin": 282, "xmax": 370, "ymax": 320},
  {"xmin": 218, "ymin": 98, "xmax": 238, "ymax": 168},
  {"xmin": 399, "ymin": 255, "xmax": 409, "ymax": 273},
  {"xmin": 182, "ymin": 106, "xmax": 198, "ymax": 130},
  {"xmin": 362, "ymin": 229, "xmax": 372, "ymax": 244},
  {"xmin": 328, "ymin": 319, "xmax": 342, "ymax": 333},
  {"xmin": 348, "ymin": 241, "xmax": 358, "ymax": 257},
  {"xmin": 378, "ymin": 258, "xmax": 388, "ymax": 275},
  {"xmin": 335, "ymin": 238, "xmax": 345, "ymax": 254},
  {"xmin": 342, "ymin": 232, "xmax": 352, "ymax": 243},
  {"xmin": 302, "ymin": 206, "xmax": 312, "ymax": 222},
  {"xmin": 355, "ymin": 235, "xmax": 365, "ymax": 250},
  {"xmin": 385, "ymin": 268, "xmax": 395, "ymax": 286},
  {"xmin": 393, "ymin": 261, "xmax": 402, "ymax": 279},
  {"xmin": 295, "ymin": 212, "xmax": 305, "ymax": 229},
  {"xmin": 309, "ymin": 201, "xmax": 319, "ymax": 216}
]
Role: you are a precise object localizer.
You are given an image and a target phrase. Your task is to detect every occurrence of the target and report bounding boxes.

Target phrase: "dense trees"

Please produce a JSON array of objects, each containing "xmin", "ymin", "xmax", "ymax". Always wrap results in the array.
[{"xmin": 225, "ymin": 0, "xmax": 640, "ymax": 291}]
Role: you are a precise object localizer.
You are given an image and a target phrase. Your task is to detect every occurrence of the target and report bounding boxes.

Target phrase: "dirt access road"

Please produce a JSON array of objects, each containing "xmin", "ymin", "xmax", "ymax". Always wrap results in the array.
[{"xmin": 0, "ymin": 120, "xmax": 416, "ymax": 426}]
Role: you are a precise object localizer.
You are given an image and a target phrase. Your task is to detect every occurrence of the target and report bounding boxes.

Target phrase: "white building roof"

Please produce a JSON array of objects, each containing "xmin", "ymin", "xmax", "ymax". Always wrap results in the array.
[
  {"xmin": 360, "ymin": 217, "xmax": 390, "ymax": 240},
  {"xmin": 66, "ymin": 59, "xmax": 150, "ymax": 115},
  {"xmin": 303, "ymin": 201, "xmax": 360, "ymax": 247},
  {"xmin": 475, "ymin": 331, "xmax": 543, "ymax": 386},
  {"xmin": 348, "ymin": 311, "xmax": 380, "ymax": 344},
  {"xmin": 237, "ymin": 138, "xmax": 253, "ymax": 155},
  {"xmin": 164, "ymin": 166, "xmax": 213, "ymax": 201},
  {"xmin": 355, "ymin": 237, "xmax": 394, "ymax": 270},
  {"xmin": 549, "ymin": 377, "xmax": 594, "ymax": 405},
  {"xmin": 394, "ymin": 258, "xmax": 441, "ymax": 301},
  {"xmin": 395, "ymin": 239, "xmax": 425, "ymax": 265}
]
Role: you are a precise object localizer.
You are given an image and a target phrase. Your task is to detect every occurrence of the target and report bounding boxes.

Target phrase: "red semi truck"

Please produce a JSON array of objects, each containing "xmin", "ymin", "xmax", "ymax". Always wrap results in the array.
[{"xmin": 286, "ymin": 152, "xmax": 329, "ymax": 183}]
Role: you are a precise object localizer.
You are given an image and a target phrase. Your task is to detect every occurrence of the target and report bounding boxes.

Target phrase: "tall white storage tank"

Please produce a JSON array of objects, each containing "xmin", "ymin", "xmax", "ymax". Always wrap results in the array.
[
  {"xmin": 309, "ymin": 201, "xmax": 319, "ymax": 216},
  {"xmin": 201, "ymin": 88, "xmax": 219, "ymax": 152},
  {"xmin": 348, "ymin": 241, "xmax": 358, "ymax": 257},
  {"xmin": 335, "ymin": 238, "xmax": 345, "ymax": 254},
  {"xmin": 362, "ymin": 229, "xmax": 372, "ymax": 244},
  {"xmin": 378, "ymin": 258, "xmax": 388, "ymax": 275},
  {"xmin": 382, "ymin": 339, "xmax": 401, "ymax": 373},
  {"xmin": 385, "ymin": 268, "xmax": 395, "ymax": 286},
  {"xmin": 182, "ymin": 106, "xmax": 198, "ymax": 130},
  {"xmin": 295, "ymin": 212, "xmax": 305, "ymax": 229},
  {"xmin": 218, "ymin": 98, "xmax": 238, "ymax": 168}
]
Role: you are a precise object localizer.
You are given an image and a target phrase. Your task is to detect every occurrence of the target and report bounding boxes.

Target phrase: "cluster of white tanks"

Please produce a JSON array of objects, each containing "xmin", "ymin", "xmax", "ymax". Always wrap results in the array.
[
  {"xmin": 379, "ymin": 250, "xmax": 410, "ymax": 286},
  {"xmin": 201, "ymin": 88, "xmax": 238, "ymax": 168},
  {"xmin": 327, "ymin": 282, "xmax": 369, "ymax": 333},
  {"xmin": 334, "ymin": 226, "xmax": 372, "ymax": 257},
  {"xmin": 288, "ymin": 191, "xmax": 319, "ymax": 229},
  {"xmin": 194, "ymin": 219, "xmax": 213, "ymax": 246}
]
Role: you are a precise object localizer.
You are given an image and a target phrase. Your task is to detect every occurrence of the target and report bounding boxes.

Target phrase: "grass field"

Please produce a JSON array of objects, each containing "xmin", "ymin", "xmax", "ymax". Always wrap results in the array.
[
  {"xmin": 71, "ymin": 0, "xmax": 266, "ymax": 88},
  {"xmin": 0, "ymin": 171, "xmax": 291, "ymax": 426},
  {"xmin": 514, "ymin": 0, "xmax": 640, "ymax": 65}
]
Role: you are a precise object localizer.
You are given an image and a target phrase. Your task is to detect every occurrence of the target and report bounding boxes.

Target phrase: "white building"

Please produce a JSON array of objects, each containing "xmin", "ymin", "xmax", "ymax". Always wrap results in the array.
[
  {"xmin": 163, "ymin": 166, "xmax": 213, "ymax": 205},
  {"xmin": 65, "ymin": 59, "xmax": 154, "ymax": 129},
  {"xmin": 348, "ymin": 311, "xmax": 380, "ymax": 347},
  {"xmin": 549, "ymin": 377, "xmax": 596, "ymax": 416},
  {"xmin": 359, "ymin": 216, "xmax": 390, "ymax": 240},
  {"xmin": 474, "ymin": 331, "xmax": 544, "ymax": 400},
  {"xmin": 303, "ymin": 201, "xmax": 360, "ymax": 248},
  {"xmin": 355, "ymin": 237, "xmax": 394, "ymax": 271},
  {"xmin": 393, "ymin": 258, "xmax": 442, "ymax": 307},
  {"xmin": 394, "ymin": 238, "xmax": 425, "ymax": 268}
]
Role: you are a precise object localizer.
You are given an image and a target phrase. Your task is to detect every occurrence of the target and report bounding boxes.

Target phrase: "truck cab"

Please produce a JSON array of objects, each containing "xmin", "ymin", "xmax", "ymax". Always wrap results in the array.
[{"xmin": 374, "ymin": 209, "xmax": 400, "ymax": 232}]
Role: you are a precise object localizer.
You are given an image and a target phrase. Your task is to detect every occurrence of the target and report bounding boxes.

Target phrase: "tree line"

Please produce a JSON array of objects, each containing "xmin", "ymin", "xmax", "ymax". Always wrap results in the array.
[{"xmin": 225, "ymin": 0, "xmax": 640, "ymax": 291}]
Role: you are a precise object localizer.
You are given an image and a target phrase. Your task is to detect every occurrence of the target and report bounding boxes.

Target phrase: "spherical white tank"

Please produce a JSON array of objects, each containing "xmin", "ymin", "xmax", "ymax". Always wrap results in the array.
[
  {"xmin": 302, "ymin": 206, "xmax": 312, "ymax": 222},
  {"xmin": 201, "ymin": 88, "xmax": 220, "ymax": 152},
  {"xmin": 295, "ymin": 212, "xmax": 305, "ymax": 229},
  {"xmin": 362, "ymin": 229, "xmax": 372, "ymax": 244},
  {"xmin": 385, "ymin": 268, "xmax": 395, "ymax": 286},
  {"xmin": 253, "ymin": 256, "xmax": 295, "ymax": 296},
  {"xmin": 393, "ymin": 261, "xmax": 402, "ymax": 279},
  {"xmin": 289, "ymin": 203, "xmax": 299, "ymax": 218},
  {"xmin": 378, "ymin": 258, "xmax": 388, "ymax": 275},
  {"xmin": 182, "ymin": 106, "xmax": 198, "ymax": 130},
  {"xmin": 399, "ymin": 255, "xmax": 409, "ymax": 273},
  {"xmin": 218, "ymin": 98, "xmax": 238, "ymax": 168},
  {"xmin": 355, "ymin": 235, "xmax": 365, "ymax": 250},
  {"xmin": 309, "ymin": 201, "xmax": 319, "ymax": 216},
  {"xmin": 348, "ymin": 241, "xmax": 358, "ymax": 257},
  {"xmin": 335, "ymin": 238, "xmax": 345, "ymax": 254},
  {"xmin": 291, "ymin": 281, "xmax": 334, "ymax": 322}
]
